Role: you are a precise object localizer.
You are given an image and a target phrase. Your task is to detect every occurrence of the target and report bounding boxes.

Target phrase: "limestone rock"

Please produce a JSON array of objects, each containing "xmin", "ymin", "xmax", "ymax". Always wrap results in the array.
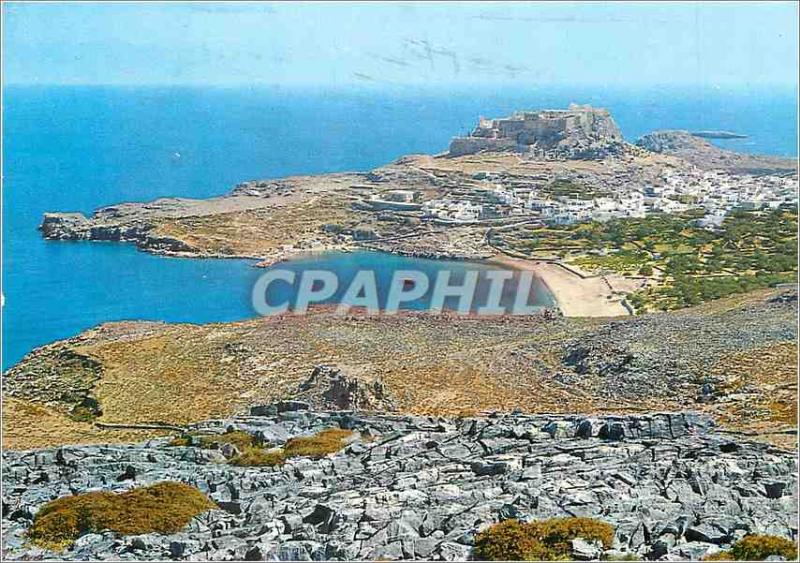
[
  {"xmin": 449, "ymin": 104, "xmax": 626, "ymax": 160},
  {"xmin": 296, "ymin": 365, "xmax": 397, "ymax": 412},
  {"xmin": 1, "ymin": 409, "xmax": 795, "ymax": 561}
]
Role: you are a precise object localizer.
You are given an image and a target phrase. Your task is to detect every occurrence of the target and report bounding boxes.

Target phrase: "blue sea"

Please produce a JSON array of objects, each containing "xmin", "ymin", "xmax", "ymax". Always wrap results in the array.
[{"xmin": 2, "ymin": 85, "xmax": 797, "ymax": 369}]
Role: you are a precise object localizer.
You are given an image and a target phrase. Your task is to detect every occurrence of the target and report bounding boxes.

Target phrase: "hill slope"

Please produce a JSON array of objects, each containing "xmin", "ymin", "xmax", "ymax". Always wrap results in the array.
[{"xmin": 4, "ymin": 288, "xmax": 796, "ymax": 450}]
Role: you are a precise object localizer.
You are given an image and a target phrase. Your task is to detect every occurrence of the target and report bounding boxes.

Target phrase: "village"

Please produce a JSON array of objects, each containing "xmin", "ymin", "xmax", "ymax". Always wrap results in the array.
[
  {"xmin": 359, "ymin": 105, "xmax": 797, "ymax": 229},
  {"xmin": 365, "ymin": 165, "xmax": 797, "ymax": 229}
]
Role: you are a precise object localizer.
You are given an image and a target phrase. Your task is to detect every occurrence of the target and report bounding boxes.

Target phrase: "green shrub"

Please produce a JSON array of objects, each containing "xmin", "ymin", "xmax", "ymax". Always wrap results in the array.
[
  {"xmin": 703, "ymin": 552, "xmax": 733, "ymax": 561},
  {"xmin": 169, "ymin": 427, "xmax": 352, "ymax": 465},
  {"xmin": 474, "ymin": 517, "xmax": 615, "ymax": 561},
  {"xmin": 229, "ymin": 446, "xmax": 285, "ymax": 467},
  {"xmin": 68, "ymin": 397, "xmax": 102, "ymax": 422},
  {"xmin": 283, "ymin": 428, "xmax": 353, "ymax": 460},
  {"xmin": 227, "ymin": 427, "xmax": 352, "ymax": 466},
  {"xmin": 28, "ymin": 482, "xmax": 215, "ymax": 550},
  {"xmin": 474, "ymin": 519, "xmax": 541, "ymax": 561},
  {"xmin": 730, "ymin": 534, "xmax": 797, "ymax": 561},
  {"xmin": 702, "ymin": 534, "xmax": 798, "ymax": 561},
  {"xmin": 531, "ymin": 517, "xmax": 614, "ymax": 556}
]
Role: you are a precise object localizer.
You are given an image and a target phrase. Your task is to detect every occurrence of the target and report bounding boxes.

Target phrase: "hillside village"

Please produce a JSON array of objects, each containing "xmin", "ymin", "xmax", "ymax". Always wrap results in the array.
[
  {"xmin": 367, "ymin": 106, "xmax": 797, "ymax": 227},
  {"xmin": 421, "ymin": 165, "xmax": 796, "ymax": 226}
]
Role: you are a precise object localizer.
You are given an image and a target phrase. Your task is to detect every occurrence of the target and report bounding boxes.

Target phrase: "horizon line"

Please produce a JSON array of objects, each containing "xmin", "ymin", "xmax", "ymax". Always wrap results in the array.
[{"xmin": 3, "ymin": 81, "xmax": 799, "ymax": 91}]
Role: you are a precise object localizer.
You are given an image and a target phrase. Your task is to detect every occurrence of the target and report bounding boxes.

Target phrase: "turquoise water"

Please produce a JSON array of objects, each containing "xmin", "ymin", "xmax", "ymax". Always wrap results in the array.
[
  {"xmin": 257, "ymin": 251, "xmax": 553, "ymax": 314},
  {"xmin": 2, "ymin": 85, "xmax": 797, "ymax": 369}
]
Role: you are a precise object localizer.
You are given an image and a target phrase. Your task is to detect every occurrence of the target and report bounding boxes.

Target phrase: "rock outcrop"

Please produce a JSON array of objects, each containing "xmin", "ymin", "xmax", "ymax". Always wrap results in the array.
[
  {"xmin": 2, "ymin": 410, "xmax": 796, "ymax": 561},
  {"xmin": 636, "ymin": 130, "xmax": 797, "ymax": 174},
  {"xmin": 449, "ymin": 104, "xmax": 627, "ymax": 159},
  {"xmin": 40, "ymin": 211, "xmax": 194, "ymax": 254},
  {"xmin": 37, "ymin": 193, "xmax": 306, "ymax": 257},
  {"xmin": 296, "ymin": 365, "xmax": 398, "ymax": 412}
]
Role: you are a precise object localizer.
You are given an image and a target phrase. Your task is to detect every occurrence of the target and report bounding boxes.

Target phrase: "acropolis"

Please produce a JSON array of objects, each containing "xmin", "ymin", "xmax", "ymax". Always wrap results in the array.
[{"xmin": 449, "ymin": 103, "xmax": 626, "ymax": 159}]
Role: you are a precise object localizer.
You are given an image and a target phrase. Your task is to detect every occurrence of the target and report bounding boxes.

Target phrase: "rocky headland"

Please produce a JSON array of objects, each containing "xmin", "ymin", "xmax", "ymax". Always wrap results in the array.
[
  {"xmin": 38, "ymin": 106, "xmax": 796, "ymax": 266},
  {"xmin": 634, "ymin": 131, "xmax": 795, "ymax": 174},
  {"xmin": 448, "ymin": 104, "xmax": 626, "ymax": 159},
  {"xmin": 3, "ymin": 408, "xmax": 796, "ymax": 561}
]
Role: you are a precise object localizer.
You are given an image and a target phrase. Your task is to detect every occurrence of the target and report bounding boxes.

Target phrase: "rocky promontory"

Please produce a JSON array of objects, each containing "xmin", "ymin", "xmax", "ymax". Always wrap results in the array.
[
  {"xmin": 2, "ymin": 408, "xmax": 797, "ymax": 561},
  {"xmin": 635, "ymin": 131, "xmax": 796, "ymax": 174},
  {"xmin": 448, "ymin": 104, "xmax": 626, "ymax": 159},
  {"xmin": 37, "ymin": 106, "xmax": 796, "ymax": 264}
]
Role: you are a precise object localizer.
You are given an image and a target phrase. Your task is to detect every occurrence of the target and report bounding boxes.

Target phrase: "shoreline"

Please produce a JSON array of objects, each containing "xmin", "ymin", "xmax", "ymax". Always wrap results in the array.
[
  {"xmin": 490, "ymin": 254, "xmax": 631, "ymax": 317},
  {"xmin": 244, "ymin": 247, "xmax": 630, "ymax": 318}
]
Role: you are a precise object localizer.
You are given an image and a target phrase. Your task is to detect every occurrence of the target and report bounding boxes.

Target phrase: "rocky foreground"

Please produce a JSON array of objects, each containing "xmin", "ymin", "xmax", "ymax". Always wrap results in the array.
[{"xmin": 2, "ymin": 408, "xmax": 797, "ymax": 561}]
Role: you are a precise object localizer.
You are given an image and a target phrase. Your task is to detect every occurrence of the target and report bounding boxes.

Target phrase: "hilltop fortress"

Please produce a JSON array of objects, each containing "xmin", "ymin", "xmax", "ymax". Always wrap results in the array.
[{"xmin": 449, "ymin": 103, "xmax": 626, "ymax": 159}]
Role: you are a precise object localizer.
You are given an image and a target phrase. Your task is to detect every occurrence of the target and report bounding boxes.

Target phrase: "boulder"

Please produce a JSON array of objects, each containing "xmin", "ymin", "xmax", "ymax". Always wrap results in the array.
[
  {"xmin": 470, "ymin": 457, "xmax": 521, "ymax": 476},
  {"xmin": 598, "ymin": 422, "xmax": 626, "ymax": 441},
  {"xmin": 543, "ymin": 420, "xmax": 574, "ymax": 439},
  {"xmin": 297, "ymin": 365, "xmax": 397, "ymax": 412},
  {"xmin": 571, "ymin": 538, "xmax": 604, "ymax": 561}
]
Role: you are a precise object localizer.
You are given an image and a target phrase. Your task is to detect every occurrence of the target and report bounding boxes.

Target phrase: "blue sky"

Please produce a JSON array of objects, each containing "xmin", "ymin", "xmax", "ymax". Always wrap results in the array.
[{"xmin": 3, "ymin": 1, "xmax": 798, "ymax": 88}]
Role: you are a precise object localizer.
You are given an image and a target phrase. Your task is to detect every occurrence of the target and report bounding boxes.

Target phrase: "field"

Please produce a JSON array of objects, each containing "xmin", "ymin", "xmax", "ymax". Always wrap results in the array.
[{"xmin": 492, "ymin": 207, "xmax": 798, "ymax": 311}]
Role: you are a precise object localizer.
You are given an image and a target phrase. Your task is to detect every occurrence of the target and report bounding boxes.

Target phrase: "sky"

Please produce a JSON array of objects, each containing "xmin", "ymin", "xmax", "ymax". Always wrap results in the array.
[{"xmin": 2, "ymin": 1, "xmax": 798, "ymax": 88}]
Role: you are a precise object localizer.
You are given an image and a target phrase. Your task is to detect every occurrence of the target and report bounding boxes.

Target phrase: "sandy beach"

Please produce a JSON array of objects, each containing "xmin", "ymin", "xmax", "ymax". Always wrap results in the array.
[{"xmin": 492, "ymin": 255, "xmax": 632, "ymax": 317}]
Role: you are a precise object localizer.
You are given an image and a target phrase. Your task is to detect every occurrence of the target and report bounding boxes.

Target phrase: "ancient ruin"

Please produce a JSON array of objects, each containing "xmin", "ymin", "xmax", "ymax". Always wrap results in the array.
[{"xmin": 449, "ymin": 104, "xmax": 626, "ymax": 159}]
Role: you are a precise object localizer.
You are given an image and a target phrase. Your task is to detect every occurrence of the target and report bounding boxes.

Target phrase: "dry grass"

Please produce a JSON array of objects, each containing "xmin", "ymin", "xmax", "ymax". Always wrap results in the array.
[
  {"xmin": 167, "ymin": 435, "xmax": 192, "ymax": 447},
  {"xmin": 166, "ymin": 427, "xmax": 350, "ymax": 466},
  {"xmin": 28, "ymin": 482, "xmax": 215, "ymax": 550},
  {"xmin": 283, "ymin": 428, "xmax": 353, "ymax": 459},
  {"xmin": 703, "ymin": 553, "xmax": 732, "ymax": 561},
  {"xmin": 1, "ymin": 398, "xmax": 159, "ymax": 450},
  {"xmin": 3, "ymin": 289, "xmax": 794, "ymax": 450},
  {"xmin": 710, "ymin": 341, "xmax": 798, "ymax": 447},
  {"xmin": 229, "ymin": 446, "xmax": 285, "ymax": 467},
  {"xmin": 16, "ymin": 313, "xmax": 588, "ymax": 441},
  {"xmin": 227, "ymin": 428, "xmax": 351, "ymax": 466},
  {"xmin": 85, "ymin": 326, "xmax": 267, "ymax": 426},
  {"xmin": 153, "ymin": 193, "xmax": 359, "ymax": 258}
]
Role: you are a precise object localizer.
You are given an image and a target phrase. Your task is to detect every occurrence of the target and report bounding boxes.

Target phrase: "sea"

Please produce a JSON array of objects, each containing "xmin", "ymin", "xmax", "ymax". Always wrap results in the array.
[{"xmin": 2, "ymin": 85, "xmax": 797, "ymax": 369}]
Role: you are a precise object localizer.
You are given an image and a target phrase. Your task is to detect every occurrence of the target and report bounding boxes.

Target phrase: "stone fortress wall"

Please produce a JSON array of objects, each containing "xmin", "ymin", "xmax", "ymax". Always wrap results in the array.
[{"xmin": 449, "ymin": 104, "xmax": 626, "ymax": 159}]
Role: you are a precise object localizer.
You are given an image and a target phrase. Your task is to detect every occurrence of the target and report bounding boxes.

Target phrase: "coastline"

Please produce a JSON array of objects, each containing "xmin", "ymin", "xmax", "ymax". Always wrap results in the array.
[
  {"xmin": 257, "ymin": 247, "xmax": 632, "ymax": 318},
  {"xmin": 490, "ymin": 254, "xmax": 631, "ymax": 317}
]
